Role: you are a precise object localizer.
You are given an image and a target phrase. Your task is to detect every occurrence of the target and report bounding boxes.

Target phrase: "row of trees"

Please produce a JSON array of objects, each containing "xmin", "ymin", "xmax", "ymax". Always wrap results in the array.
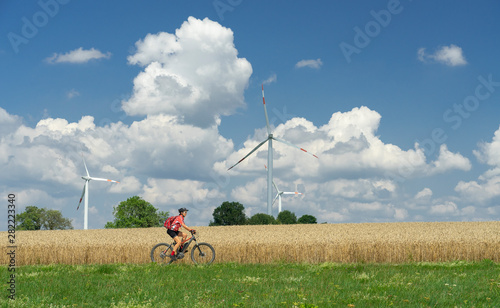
[
  {"xmin": 15, "ymin": 197, "xmax": 167, "ymax": 230},
  {"xmin": 16, "ymin": 206, "xmax": 73, "ymax": 230},
  {"xmin": 15, "ymin": 198, "xmax": 317, "ymax": 230},
  {"xmin": 209, "ymin": 201, "xmax": 317, "ymax": 226}
]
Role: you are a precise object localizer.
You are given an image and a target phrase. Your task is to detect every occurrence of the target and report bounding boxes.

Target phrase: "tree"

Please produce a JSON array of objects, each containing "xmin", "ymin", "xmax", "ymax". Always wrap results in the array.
[
  {"xmin": 16, "ymin": 206, "xmax": 73, "ymax": 230},
  {"xmin": 16, "ymin": 206, "xmax": 44, "ymax": 230},
  {"xmin": 209, "ymin": 201, "xmax": 247, "ymax": 226},
  {"xmin": 298, "ymin": 214, "xmax": 317, "ymax": 224},
  {"xmin": 157, "ymin": 210, "xmax": 170, "ymax": 225},
  {"xmin": 277, "ymin": 210, "xmax": 297, "ymax": 224},
  {"xmin": 105, "ymin": 196, "xmax": 168, "ymax": 228},
  {"xmin": 247, "ymin": 213, "xmax": 276, "ymax": 225},
  {"xmin": 43, "ymin": 209, "xmax": 73, "ymax": 230}
]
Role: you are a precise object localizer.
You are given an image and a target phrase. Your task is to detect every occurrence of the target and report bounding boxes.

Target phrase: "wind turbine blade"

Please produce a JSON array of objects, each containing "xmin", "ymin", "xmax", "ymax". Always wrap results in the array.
[
  {"xmin": 283, "ymin": 192, "xmax": 303, "ymax": 195},
  {"xmin": 77, "ymin": 182, "xmax": 87, "ymax": 210},
  {"xmin": 272, "ymin": 136, "xmax": 319, "ymax": 159},
  {"xmin": 272, "ymin": 180, "xmax": 279, "ymax": 193},
  {"xmin": 82, "ymin": 155, "xmax": 90, "ymax": 177},
  {"xmin": 262, "ymin": 84, "xmax": 271, "ymax": 135},
  {"xmin": 90, "ymin": 177, "xmax": 120, "ymax": 183},
  {"xmin": 272, "ymin": 193, "xmax": 279, "ymax": 205},
  {"xmin": 228, "ymin": 139, "xmax": 269, "ymax": 170}
]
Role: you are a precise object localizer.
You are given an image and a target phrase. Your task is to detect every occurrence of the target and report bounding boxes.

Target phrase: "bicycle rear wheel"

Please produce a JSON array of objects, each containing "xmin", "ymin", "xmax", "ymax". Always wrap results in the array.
[
  {"xmin": 191, "ymin": 242, "xmax": 215, "ymax": 265},
  {"xmin": 151, "ymin": 243, "xmax": 175, "ymax": 265}
]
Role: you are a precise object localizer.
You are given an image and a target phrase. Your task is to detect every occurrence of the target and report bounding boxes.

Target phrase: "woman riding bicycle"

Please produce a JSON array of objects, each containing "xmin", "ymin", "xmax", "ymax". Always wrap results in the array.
[{"xmin": 166, "ymin": 208, "xmax": 196, "ymax": 259}]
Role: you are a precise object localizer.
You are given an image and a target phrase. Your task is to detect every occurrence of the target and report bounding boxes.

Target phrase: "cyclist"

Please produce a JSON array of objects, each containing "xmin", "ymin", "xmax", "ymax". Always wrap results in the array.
[{"xmin": 166, "ymin": 208, "xmax": 196, "ymax": 259}]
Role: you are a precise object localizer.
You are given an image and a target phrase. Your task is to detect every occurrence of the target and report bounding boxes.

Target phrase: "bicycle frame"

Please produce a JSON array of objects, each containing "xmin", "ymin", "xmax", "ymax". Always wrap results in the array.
[{"xmin": 174, "ymin": 235, "xmax": 196, "ymax": 254}]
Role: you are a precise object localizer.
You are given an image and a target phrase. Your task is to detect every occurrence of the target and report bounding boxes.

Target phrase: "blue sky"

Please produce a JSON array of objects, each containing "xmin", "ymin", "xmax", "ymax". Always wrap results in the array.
[{"xmin": 1, "ymin": 0, "xmax": 500, "ymax": 229}]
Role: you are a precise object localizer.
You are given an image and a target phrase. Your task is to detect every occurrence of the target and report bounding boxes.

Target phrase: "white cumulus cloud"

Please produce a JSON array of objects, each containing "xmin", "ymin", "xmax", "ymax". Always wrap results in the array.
[
  {"xmin": 455, "ymin": 125, "xmax": 500, "ymax": 204},
  {"xmin": 430, "ymin": 201, "xmax": 458, "ymax": 215},
  {"xmin": 142, "ymin": 178, "xmax": 225, "ymax": 208},
  {"xmin": 295, "ymin": 58, "xmax": 323, "ymax": 69},
  {"xmin": 427, "ymin": 144, "xmax": 471, "ymax": 175},
  {"xmin": 262, "ymin": 73, "xmax": 277, "ymax": 85},
  {"xmin": 221, "ymin": 106, "xmax": 470, "ymax": 181},
  {"xmin": 417, "ymin": 44, "xmax": 467, "ymax": 66},
  {"xmin": 45, "ymin": 47, "xmax": 111, "ymax": 64},
  {"xmin": 123, "ymin": 16, "xmax": 253, "ymax": 128}
]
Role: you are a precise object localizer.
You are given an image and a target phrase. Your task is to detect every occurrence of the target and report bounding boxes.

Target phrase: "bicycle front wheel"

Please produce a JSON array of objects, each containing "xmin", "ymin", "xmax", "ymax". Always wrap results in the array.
[
  {"xmin": 191, "ymin": 242, "xmax": 215, "ymax": 265},
  {"xmin": 151, "ymin": 243, "xmax": 175, "ymax": 265}
]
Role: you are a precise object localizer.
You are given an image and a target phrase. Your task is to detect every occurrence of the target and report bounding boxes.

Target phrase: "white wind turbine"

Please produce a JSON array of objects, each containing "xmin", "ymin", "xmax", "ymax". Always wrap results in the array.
[
  {"xmin": 273, "ymin": 182, "xmax": 303, "ymax": 214},
  {"xmin": 265, "ymin": 165, "xmax": 303, "ymax": 213},
  {"xmin": 228, "ymin": 84, "xmax": 317, "ymax": 216},
  {"xmin": 77, "ymin": 155, "xmax": 119, "ymax": 230}
]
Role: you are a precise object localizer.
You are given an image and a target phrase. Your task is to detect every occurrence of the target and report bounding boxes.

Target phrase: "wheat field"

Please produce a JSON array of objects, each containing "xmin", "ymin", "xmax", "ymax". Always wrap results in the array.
[{"xmin": 1, "ymin": 221, "xmax": 499, "ymax": 265}]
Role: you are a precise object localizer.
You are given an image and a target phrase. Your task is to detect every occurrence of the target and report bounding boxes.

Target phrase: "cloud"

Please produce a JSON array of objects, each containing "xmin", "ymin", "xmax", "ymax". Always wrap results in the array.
[
  {"xmin": 455, "ymin": 125, "xmax": 500, "ymax": 203},
  {"xmin": 318, "ymin": 179, "xmax": 395, "ymax": 200},
  {"xmin": 122, "ymin": 16, "xmax": 253, "ymax": 128},
  {"xmin": 67, "ymin": 89, "xmax": 80, "ymax": 99},
  {"xmin": 295, "ymin": 58, "xmax": 323, "ymax": 69},
  {"xmin": 415, "ymin": 188, "xmax": 432, "ymax": 200},
  {"xmin": 220, "ymin": 106, "xmax": 470, "ymax": 181},
  {"xmin": 0, "ymin": 107, "xmax": 22, "ymax": 134},
  {"xmin": 262, "ymin": 73, "xmax": 277, "ymax": 85},
  {"xmin": 455, "ymin": 172, "xmax": 500, "ymax": 204},
  {"xmin": 430, "ymin": 201, "xmax": 458, "ymax": 215},
  {"xmin": 417, "ymin": 44, "xmax": 467, "ymax": 66},
  {"xmin": 0, "ymin": 106, "xmax": 236, "ymax": 227},
  {"xmin": 473, "ymin": 126, "xmax": 500, "ymax": 167},
  {"xmin": 230, "ymin": 178, "xmax": 267, "ymax": 208},
  {"xmin": 108, "ymin": 176, "xmax": 141, "ymax": 194},
  {"xmin": 427, "ymin": 144, "xmax": 471, "ymax": 175},
  {"xmin": 142, "ymin": 178, "xmax": 225, "ymax": 208},
  {"xmin": 45, "ymin": 47, "xmax": 111, "ymax": 64},
  {"xmin": 0, "ymin": 110, "xmax": 234, "ymax": 189}
]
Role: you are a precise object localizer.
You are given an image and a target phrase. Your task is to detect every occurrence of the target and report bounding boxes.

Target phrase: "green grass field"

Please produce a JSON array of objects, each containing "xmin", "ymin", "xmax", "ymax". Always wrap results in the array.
[{"xmin": 1, "ymin": 260, "xmax": 499, "ymax": 307}]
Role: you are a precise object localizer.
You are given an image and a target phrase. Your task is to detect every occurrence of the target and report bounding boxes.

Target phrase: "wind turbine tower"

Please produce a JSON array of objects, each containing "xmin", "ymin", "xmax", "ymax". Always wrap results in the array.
[{"xmin": 77, "ymin": 156, "xmax": 119, "ymax": 229}]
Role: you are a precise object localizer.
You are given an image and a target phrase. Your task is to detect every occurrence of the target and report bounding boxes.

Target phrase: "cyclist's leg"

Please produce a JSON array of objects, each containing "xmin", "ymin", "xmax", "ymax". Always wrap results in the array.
[
  {"xmin": 177, "ymin": 231, "xmax": 187, "ymax": 251},
  {"xmin": 179, "ymin": 231, "xmax": 187, "ymax": 242},
  {"xmin": 172, "ymin": 236, "xmax": 182, "ymax": 254},
  {"xmin": 167, "ymin": 229, "xmax": 181, "ymax": 256}
]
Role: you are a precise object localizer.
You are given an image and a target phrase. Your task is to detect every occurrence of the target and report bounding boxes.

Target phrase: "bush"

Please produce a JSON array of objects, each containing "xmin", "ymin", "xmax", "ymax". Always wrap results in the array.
[
  {"xmin": 277, "ymin": 210, "xmax": 297, "ymax": 224},
  {"xmin": 297, "ymin": 214, "xmax": 317, "ymax": 224},
  {"xmin": 247, "ymin": 213, "xmax": 276, "ymax": 225}
]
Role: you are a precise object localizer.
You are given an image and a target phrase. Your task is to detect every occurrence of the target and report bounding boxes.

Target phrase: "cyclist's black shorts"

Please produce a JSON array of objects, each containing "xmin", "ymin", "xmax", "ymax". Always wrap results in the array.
[{"xmin": 167, "ymin": 229, "xmax": 179, "ymax": 238}]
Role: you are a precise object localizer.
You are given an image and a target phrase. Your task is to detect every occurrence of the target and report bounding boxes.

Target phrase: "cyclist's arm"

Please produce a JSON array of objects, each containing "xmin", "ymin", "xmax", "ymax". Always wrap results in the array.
[{"xmin": 180, "ymin": 221, "xmax": 193, "ymax": 233}]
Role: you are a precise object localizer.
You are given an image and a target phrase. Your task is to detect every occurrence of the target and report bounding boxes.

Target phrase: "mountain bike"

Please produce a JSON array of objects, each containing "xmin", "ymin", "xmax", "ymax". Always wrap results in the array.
[{"xmin": 150, "ymin": 232, "xmax": 215, "ymax": 265}]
